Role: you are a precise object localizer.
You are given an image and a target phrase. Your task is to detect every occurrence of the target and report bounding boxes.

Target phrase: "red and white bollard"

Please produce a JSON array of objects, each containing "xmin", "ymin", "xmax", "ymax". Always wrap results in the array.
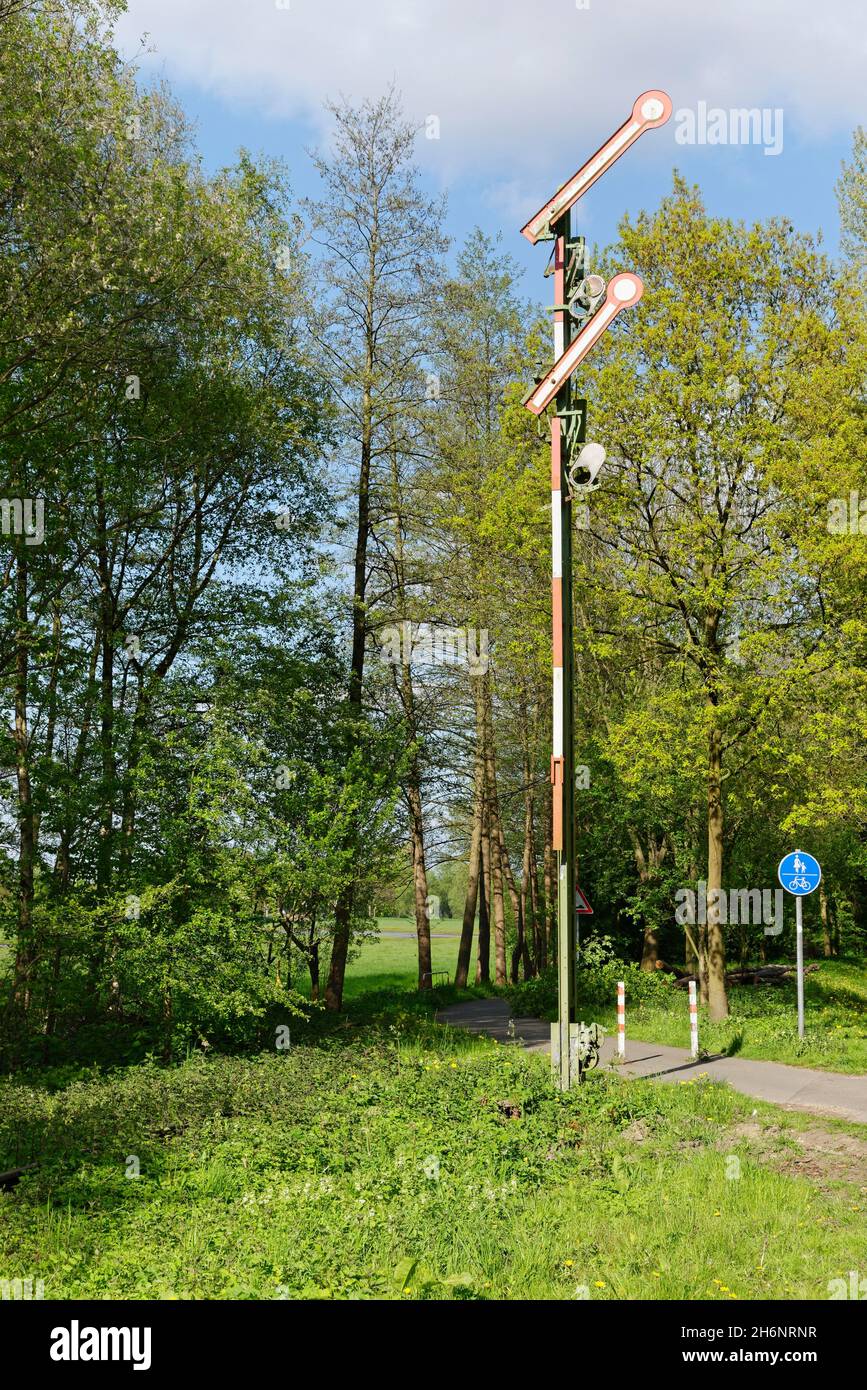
[
  {"xmin": 617, "ymin": 980, "xmax": 626, "ymax": 1058},
  {"xmin": 688, "ymin": 979, "xmax": 699, "ymax": 1059}
]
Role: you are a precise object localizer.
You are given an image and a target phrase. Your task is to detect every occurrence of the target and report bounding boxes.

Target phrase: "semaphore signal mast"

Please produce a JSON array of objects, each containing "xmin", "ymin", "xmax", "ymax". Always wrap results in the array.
[{"xmin": 520, "ymin": 90, "xmax": 671, "ymax": 1089}]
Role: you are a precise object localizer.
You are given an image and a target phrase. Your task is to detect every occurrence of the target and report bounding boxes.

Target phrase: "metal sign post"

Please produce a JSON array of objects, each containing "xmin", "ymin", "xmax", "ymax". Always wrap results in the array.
[
  {"xmin": 520, "ymin": 92, "xmax": 671, "ymax": 1088},
  {"xmin": 795, "ymin": 897, "xmax": 805, "ymax": 1039},
  {"xmin": 777, "ymin": 850, "xmax": 822, "ymax": 1040}
]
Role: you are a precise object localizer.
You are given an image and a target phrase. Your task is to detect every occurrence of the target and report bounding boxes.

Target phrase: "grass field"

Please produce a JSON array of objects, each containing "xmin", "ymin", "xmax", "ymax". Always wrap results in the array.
[
  {"xmin": 3, "ymin": 924, "xmax": 864, "ymax": 1302},
  {"xmin": 339, "ymin": 917, "xmax": 463, "ymax": 997},
  {"xmin": 2, "ymin": 998, "xmax": 866, "ymax": 1300}
]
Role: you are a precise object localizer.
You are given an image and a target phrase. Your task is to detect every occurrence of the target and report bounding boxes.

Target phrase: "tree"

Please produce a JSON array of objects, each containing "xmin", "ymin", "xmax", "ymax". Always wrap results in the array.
[
  {"xmin": 574, "ymin": 177, "xmax": 853, "ymax": 1018},
  {"xmin": 0, "ymin": 0, "xmax": 330, "ymax": 1057},
  {"xmin": 305, "ymin": 88, "xmax": 446, "ymax": 1009}
]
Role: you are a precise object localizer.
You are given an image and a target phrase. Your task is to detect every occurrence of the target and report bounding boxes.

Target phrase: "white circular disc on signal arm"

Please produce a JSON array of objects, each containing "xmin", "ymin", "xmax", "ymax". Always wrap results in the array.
[
  {"xmin": 632, "ymin": 89, "xmax": 673, "ymax": 128},
  {"xmin": 611, "ymin": 273, "xmax": 642, "ymax": 303}
]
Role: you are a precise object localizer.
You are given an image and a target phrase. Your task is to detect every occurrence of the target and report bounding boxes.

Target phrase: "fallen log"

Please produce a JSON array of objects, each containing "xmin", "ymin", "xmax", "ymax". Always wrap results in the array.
[
  {"xmin": 0, "ymin": 1163, "xmax": 38, "ymax": 1190},
  {"xmin": 654, "ymin": 960, "xmax": 690, "ymax": 979},
  {"xmin": 673, "ymin": 963, "xmax": 819, "ymax": 989}
]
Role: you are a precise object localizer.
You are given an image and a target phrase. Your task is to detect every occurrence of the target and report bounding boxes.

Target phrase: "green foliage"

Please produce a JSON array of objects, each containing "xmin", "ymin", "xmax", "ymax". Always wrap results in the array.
[
  {"xmin": 509, "ymin": 938, "xmax": 674, "ymax": 1020},
  {"xmin": 1, "ymin": 1019, "xmax": 865, "ymax": 1300},
  {"xmin": 0, "ymin": 2, "xmax": 407, "ymax": 1061}
]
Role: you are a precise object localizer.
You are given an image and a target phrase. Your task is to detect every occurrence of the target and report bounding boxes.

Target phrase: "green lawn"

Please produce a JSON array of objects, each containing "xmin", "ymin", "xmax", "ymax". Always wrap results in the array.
[
  {"xmin": 2, "ymin": 1001, "xmax": 866, "ymax": 1300},
  {"xmin": 339, "ymin": 918, "xmax": 463, "ymax": 997},
  {"xmin": 4, "ymin": 930, "xmax": 863, "ymax": 1301}
]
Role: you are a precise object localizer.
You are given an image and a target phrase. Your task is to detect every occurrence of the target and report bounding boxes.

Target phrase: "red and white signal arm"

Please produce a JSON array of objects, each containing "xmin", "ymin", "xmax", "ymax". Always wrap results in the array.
[
  {"xmin": 524, "ymin": 272, "xmax": 644, "ymax": 416},
  {"xmin": 521, "ymin": 90, "xmax": 672, "ymax": 244}
]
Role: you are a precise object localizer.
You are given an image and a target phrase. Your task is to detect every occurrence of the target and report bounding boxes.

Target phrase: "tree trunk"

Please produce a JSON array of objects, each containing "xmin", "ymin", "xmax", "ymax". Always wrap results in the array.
[
  {"xmin": 95, "ymin": 486, "xmax": 116, "ymax": 895},
  {"xmin": 529, "ymin": 827, "xmax": 543, "ymax": 972},
  {"xmin": 705, "ymin": 725, "xmax": 728, "ymax": 1020},
  {"xmin": 543, "ymin": 795, "xmax": 555, "ymax": 967},
  {"xmin": 11, "ymin": 546, "xmax": 36, "ymax": 1017},
  {"xmin": 325, "ymin": 372, "xmax": 373, "ymax": 1012},
  {"xmin": 475, "ymin": 834, "xmax": 490, "ymax": 984},
  {"xmin": 54, "ymin": 631, "xmax": 100, "ymax": 891},
  {"xmin": 408, "ymin": 779, "xmax": 432, "ymax": 989},
  {"xmin": 308, "ymin": 926, "xmax": 320, "ymax": 1003},
  {"xmin": 684, "ymin": 922, "xmax": 700, "ymax": 974},
  {"xmin": 630, "ymin": 828, "xmax": 668, "ymax": 971},
  {"xmin": 518, "ymin": 767, "xmax": 536, "ymax": 980},
  {"xmin": 455, "ymin": 692, "xmax": 485, "ymax": 988},
  {"xmin": 481, "ymin": 685, "xmax": 507, "ymax": 985},
  {"xmin": 455, "ymin": 814, "xmax": 481, "ymax": 989},
  {"xmin": 488, "ymin": 817, "xmax": 507, "ymax": 988},
  {"xmin": 493, "ymin": 813, "xmax": 525, "ymax": 983},
  {"xmin": 630, "ymin": 829, "xmax": 657, "ymax": 971},
  {"xmin": 820, "ymin": 883, "xmax": 833, "ymax": 958},
  {"xmin": 118, "ymin": 668, "xmax": 147, "ymax": 878},
  {"xmin": 388, "ymin": 435, "xmax": 432, "ymax": 991}
]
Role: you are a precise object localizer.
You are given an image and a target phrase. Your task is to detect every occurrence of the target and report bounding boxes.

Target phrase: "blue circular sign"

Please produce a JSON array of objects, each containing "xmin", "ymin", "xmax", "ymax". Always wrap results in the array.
[{"xmin": 777, "ymin": 851, "xmax": 822, "ymax": 896}]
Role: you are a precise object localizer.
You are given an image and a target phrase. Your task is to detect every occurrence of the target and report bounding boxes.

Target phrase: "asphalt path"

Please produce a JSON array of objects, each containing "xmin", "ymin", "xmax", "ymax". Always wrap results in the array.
[{"xmin": 436, "ymin": 997, "xmax": 867, "ymax": 1125}]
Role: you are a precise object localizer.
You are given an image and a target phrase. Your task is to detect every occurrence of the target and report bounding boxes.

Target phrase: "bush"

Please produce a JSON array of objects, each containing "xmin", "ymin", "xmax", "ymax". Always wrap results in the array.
[{"xmin": 508, "ymin": 937, "xmax": 674, "ymax": 1019}]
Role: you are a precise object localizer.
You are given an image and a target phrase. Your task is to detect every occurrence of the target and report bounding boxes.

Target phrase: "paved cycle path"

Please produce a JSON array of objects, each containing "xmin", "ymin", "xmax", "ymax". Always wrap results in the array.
[{"xmin": 436, "ymin": 997, "xmax": 867, "ymax": 1125}]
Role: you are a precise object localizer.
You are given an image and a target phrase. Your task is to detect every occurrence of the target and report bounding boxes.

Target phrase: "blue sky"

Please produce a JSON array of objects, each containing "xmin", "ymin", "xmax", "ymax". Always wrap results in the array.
[{"xmin": 115, "ymin": 0, "xmax": 865, "ymax": 296}]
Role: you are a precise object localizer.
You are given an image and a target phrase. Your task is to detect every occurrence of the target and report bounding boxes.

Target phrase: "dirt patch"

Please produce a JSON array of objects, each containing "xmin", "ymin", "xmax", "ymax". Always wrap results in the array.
[
  {"xmin": 724, "ymin": 1121, "xmax": 867, "ymax": 1190},
  {"xmin": 621, "ymin": 1119, "xmax": 652, "ymax": 1144},
  {"xmin": 782, "ymin": 1128, "xmax": 867, "ymax": 1189},
  {"xmin": 727, "ymin": 1121, "xmax": 783, "ymax": 1143}
]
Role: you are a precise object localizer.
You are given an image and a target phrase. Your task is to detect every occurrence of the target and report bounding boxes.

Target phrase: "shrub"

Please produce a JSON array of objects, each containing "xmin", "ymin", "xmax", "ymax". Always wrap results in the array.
[{"xmin": 508, "ymin": 937, "xmax": 674, "ymax": 1019}]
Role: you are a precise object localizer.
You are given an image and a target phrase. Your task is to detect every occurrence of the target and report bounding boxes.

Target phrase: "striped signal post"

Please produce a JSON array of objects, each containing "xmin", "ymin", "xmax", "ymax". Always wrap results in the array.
[
  {"xmin": 689, "ymin": 980, "xmax": 699, "ymax": 1059},
  {"xmin": 617, "ymin": 980, "xmax": 626, "ymax": 1058},
  {"xmin": 521, "ymin": 91, "xmax": 671, "ymax": 1091},
  {"xmin": 551, "ymin": 217, "xmax": 577, "ymax": 1093}
]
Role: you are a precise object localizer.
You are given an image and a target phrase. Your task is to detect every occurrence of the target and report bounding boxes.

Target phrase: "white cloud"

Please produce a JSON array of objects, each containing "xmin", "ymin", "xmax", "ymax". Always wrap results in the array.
[{"xmin": 115, "ymin": 0, "xmax": 866, "ymax": 186}]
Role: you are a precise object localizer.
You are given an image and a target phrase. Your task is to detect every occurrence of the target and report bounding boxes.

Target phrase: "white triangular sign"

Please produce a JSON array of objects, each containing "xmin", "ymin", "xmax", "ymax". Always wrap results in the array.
[{"xmin": 575, "ymin": 887, "xmax": 593, "ymax": 915}]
